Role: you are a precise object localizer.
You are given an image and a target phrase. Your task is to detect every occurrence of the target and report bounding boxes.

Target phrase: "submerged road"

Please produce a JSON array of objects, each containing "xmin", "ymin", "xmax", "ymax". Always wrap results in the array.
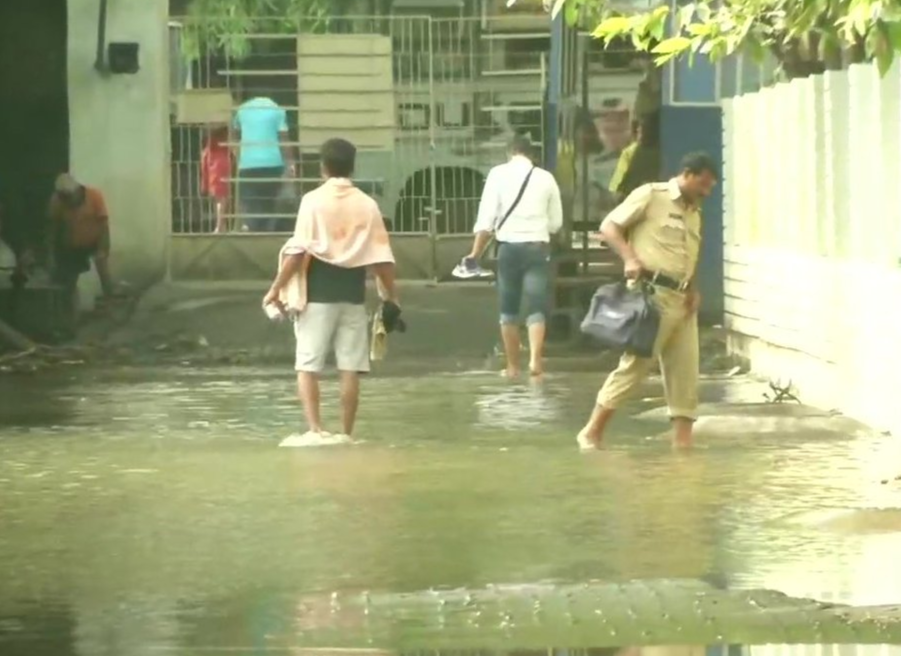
[{"xmin": 1, "ymin": 360, "xmax": 901, "ymax": 653}]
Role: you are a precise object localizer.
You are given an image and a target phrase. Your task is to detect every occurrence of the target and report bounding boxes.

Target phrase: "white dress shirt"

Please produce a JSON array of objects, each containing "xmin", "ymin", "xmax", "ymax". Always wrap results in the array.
[{"xmin": 473, "ymin": 155, "xmax": 564, "ymax": 243}]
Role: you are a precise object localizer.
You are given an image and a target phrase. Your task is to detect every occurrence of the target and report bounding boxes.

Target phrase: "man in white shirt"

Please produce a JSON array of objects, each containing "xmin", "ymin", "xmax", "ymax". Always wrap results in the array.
[{"xmin": 463, "ymin": 135, "xmax": 564, "ymax": 378}]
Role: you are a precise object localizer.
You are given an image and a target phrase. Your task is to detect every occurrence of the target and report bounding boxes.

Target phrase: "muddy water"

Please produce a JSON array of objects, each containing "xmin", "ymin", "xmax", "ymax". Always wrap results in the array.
[{"xmin": 1, "ymin": 366, "xmax": 901, "ymax": 653}]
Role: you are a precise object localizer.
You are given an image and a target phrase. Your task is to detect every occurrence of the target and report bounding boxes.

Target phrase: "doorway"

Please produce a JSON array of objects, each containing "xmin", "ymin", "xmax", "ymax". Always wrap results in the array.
[{"xmin": 0, "ymin": 0, "xmax": 69, "ymax": 257}]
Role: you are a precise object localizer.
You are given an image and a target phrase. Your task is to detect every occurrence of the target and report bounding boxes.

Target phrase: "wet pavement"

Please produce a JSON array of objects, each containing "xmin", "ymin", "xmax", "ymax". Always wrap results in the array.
[{"xmin": 2, "ymin": 364, "xmax": 901, "ymax": 654}]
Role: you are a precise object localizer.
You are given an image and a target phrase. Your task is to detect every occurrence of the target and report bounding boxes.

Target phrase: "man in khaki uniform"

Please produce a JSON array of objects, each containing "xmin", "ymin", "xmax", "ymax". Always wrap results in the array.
[{"xmin": 578, "ymin": 152, "xmax": 718, "ymax": 450}]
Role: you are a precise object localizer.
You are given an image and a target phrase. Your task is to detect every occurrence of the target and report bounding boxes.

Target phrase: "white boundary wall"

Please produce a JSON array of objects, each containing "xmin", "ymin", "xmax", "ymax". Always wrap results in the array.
[{"xmin": 722, "ymin": 63, "xmax": 901, "ymax": 436}]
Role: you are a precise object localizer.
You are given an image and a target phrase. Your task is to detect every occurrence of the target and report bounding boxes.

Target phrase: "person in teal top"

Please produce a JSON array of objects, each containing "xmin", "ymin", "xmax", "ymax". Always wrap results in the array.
[{"xmin": 232, "ymin": 90, "xmax": 295, "ymax": 232}]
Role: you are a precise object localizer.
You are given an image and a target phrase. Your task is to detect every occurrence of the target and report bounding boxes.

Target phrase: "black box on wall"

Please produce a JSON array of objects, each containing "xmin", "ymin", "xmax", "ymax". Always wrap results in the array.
[{"xmin": 108, "ymin": 42, "xmax": 139, "ymax": 74}]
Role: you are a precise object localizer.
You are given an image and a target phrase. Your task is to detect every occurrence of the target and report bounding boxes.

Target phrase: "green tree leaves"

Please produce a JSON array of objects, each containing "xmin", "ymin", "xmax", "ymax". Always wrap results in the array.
[
  {"xmin": 508, "ymin": 0, "xmax": 901, "ymax": 78},
  {"xmin": 178, "ymin": 0, "xmax": 330, "ymax": 60}
]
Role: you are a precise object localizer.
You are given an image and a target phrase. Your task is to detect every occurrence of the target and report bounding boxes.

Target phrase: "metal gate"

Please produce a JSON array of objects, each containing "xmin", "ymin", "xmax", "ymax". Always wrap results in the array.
[{"xmin": 167, "ymin": 14, "xmax": 547, "ymax": 281}]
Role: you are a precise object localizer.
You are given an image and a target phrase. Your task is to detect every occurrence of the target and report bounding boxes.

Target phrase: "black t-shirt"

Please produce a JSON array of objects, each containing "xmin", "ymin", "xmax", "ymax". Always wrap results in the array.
[{"xmin": 305, "ymin": 257, "xmax": 366, "ymax": 304}]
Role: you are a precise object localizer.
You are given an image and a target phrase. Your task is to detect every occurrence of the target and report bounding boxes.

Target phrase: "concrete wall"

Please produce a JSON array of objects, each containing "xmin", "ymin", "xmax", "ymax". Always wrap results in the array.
[
  {"xmin": 659, "ymin": 106, "xmax": 724, "ymax": 324},
  {"xmin": 68, "ymin": 0, "xmax": 170, "ymax": 288},
  {"xmin": 722, "ymin": 63, "xmax": 901, "ymax": 437}
]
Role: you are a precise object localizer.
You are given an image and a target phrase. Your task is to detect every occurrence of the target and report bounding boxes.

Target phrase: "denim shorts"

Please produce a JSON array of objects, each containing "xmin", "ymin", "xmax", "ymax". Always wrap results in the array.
[{"xmin": 496, "ymin": 241, "xmax": 551, "ymax": 325}]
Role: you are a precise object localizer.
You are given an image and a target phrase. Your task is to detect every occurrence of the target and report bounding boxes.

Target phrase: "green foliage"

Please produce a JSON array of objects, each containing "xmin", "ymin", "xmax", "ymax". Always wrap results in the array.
[
  {"xmin": 178, "ymin": 0, "xmax": 330, "ymax": 60},
  {"xmin": 508, "ymin": 0, "xmax": 901, "ymax": 77}
]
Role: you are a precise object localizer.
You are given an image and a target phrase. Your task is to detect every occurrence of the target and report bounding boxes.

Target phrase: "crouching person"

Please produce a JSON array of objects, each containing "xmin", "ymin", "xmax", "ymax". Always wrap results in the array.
[
  {"xmin": 48, "ymin": 174, "xmax": 117, "ymax": 298},
  {"xmin": 263, "ymin": 138, "xmax": 401, "ymax": 443}
]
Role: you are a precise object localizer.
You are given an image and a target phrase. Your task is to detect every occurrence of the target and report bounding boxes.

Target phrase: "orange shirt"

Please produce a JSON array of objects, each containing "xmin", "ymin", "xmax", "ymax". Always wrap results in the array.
[{"xmin": 49, "ymin": 186, "xmax": 108, "ymax": 249}]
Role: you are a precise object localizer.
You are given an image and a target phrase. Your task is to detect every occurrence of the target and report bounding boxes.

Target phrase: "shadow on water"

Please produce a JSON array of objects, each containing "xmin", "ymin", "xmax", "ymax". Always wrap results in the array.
[
  {"xmin": 0, "ymin": 371, "xmax": 84, "ymax": 428},
  {"xmin": 1, "ymin": 366, "xmax": 901, "ymax": 653}
]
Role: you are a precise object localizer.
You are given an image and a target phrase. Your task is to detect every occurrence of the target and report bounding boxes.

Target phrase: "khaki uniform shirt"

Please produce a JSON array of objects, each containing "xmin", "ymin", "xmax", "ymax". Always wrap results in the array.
[{"xmin": 601, "ymin": 179, "xmax": 702, "ymax": 281}]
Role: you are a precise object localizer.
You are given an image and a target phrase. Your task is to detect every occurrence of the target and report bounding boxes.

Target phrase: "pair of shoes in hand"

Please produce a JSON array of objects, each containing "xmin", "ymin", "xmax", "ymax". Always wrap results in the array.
[
  {"xmin": 452, "ymin": 256, "xmax": 493, "ymax": 280},
  {"xmin": 381, "ymin": 300, "xmax": 406, "ymax": 334}
]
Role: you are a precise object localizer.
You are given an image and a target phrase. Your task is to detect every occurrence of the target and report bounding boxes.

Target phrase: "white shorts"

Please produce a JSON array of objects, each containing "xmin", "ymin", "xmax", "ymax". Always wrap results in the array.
[{"xmin": 293, "ymin": 302, "xmax": 370, "ymax": 374}]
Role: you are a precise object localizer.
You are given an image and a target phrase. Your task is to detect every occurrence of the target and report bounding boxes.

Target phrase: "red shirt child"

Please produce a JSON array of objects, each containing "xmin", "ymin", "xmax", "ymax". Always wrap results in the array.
[
  {"xmin": 201, "ymin": 127, "xmax": 232, "ymax": 200},
  {"xmin": 200, "ymin": 127, "xmax": 232, "ymax": 232}
]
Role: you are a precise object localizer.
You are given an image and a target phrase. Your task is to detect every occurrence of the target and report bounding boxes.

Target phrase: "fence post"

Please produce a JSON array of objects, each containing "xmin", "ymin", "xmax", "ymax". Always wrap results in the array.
[
  {"xmin": 427, "ymin": 17, "xmax": 439, "ymax": 281},
  {"xmin": 847, "ymin": 64, "xmax": 879, "ymax": 261},
  {"xmin": 544, "ymin": 11, "xmax": 563, "ymax": 173},
  {"xmin": 879, "ymin": 63, "xmax": 901, "ymax": 267},
  {"xmin": 795, "ymin": 77, "xmax": 817, "ymax": 255},
  {"xmin": 823, "ymin": 70, "xmax": 850, "ymax": 259},
  {"xmin": 721, "ymin": 98, "xmax": 734, "ymax": 248},
  {"xmin": 811, "ymin": 75, "xmax": 828, "ymax": 257}
]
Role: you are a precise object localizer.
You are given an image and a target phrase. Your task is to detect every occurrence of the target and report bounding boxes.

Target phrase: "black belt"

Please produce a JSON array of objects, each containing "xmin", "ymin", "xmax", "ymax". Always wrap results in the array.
[{"xmin": 642, "ymin": 271, "xmax": 691, "ymax": 292}]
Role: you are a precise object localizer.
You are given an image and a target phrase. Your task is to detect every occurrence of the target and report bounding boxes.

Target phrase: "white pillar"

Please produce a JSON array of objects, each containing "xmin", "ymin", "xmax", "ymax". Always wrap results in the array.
[{"xmin": 67, "ymin": 0, "xmax": 171, "ymax": 287}]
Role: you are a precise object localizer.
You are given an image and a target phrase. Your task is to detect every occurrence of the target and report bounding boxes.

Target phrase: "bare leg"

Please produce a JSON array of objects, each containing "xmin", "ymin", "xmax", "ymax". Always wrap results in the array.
[
  {"xmin": 659, "ymin": 307, "xmax": 699, "ymax": 451},
  {"xmin": 297, "ymin": 372, "xmax": 323, "ymax": 433},
  {"xmin": 94, "ymin": 255, "xmax": 115, "ymax": 297},
  {"xmin": 500, "ymin": 323, "xmax": 521, "ymax": 378},
  {"xmin": 577, "ymin": 404, "xmax": 615, "ymax": 450},
  {"xmin": 215, "ymin": 199, "xmax": 228, "ymax": 233},
  {"xmin": 672, "ymin": 417, "xmax": 693, "ymax": 449},
  {"xmin": 527, "ymin": 320, "xmax": 546, "ymax": 376},
  {"xmin": 521, "ymin": 247, "xmax": 551, "ymax": 377},
  {"xmin": 61, "ymin": 278, "xmax": 79, "ymax": 336},
  {"xmin": 576, "ymin": 350, "xmax": 654, "ymax": 450},
  {"xmin": 94, "ymin": 228, "xmax": 116, "ymax": 297},
  {"xmin": 338, "ymin": 371, "xmax": 360, "ymax": 436}
]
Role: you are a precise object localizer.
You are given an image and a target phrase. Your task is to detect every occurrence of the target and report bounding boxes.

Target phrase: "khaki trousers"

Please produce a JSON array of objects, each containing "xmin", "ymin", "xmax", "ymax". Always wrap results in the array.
[{"xmin": 596, "ymin": 286, "xmax": 699, "ymax": 419}]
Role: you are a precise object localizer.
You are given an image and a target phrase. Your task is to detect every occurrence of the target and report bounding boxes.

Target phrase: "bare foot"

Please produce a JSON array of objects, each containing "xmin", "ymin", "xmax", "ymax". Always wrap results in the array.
[
  {"xmin": 529, "ymin": 363, "xmax": 543, "ymax": 377},
  {"xmin": 673, "ymin": 437, "xmax": 693, "ymax": 450},
  {"xmin": 576, "ymin": 429, "xmax": 601, "ymax": 452},
  {"xmin": 501, "ymin": 368, "xmax": 520, "ymax": 379}
]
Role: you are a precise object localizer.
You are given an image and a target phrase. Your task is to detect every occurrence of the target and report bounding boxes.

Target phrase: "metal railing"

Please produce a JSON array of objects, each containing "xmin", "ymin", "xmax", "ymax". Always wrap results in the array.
[{"xmin": 169, "ymin": 15, "xmax": 548, "ymax": 236}]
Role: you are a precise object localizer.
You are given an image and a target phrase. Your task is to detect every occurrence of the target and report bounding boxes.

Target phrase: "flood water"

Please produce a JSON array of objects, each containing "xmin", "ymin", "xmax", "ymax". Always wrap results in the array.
[{"xmin": 2, "ymin": 365, "xmax": 901, "ymax": 654}]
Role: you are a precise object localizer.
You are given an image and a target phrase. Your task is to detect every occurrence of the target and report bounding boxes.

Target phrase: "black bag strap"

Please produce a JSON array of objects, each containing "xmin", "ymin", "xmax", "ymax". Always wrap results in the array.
[{"xmin": 494, "ymin": 167, "xmax": 535, "ymax": 235}]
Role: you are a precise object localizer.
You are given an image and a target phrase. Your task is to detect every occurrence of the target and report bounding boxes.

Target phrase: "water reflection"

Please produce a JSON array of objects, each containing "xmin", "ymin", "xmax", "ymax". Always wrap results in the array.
[
  {"xmin": 0, "ymin": 370, "xmax": 82, "ymax": 428},
  {"xmin": 281, "ymin": 650, "xmax": 901, "ymax": 656},
  {"xmin": 474, "ymin": 382, "xmax": 564, "ymax": 432},
  {"xmin": 6, "ymin": 619, "xmax": 901, "ymax": 656},
  {"xmin": 1, "ymin": 367, "xmax": 901, "ymax": 654}
]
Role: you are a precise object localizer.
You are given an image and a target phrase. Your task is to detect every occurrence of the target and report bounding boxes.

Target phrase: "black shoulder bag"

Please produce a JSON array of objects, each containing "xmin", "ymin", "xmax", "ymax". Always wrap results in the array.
[
  {"xmin": 490, "ymin": 167, "xmax": 535, "ymax": 258},
  {"xmin": 580, "ymin": 280, "xmax": 660, "ymax": 358}
]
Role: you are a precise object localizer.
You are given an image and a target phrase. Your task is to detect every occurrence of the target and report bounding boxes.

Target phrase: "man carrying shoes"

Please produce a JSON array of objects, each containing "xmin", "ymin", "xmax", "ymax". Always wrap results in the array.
[
  {"xmin": 577, "ymin": 152, "xmax": 718, "ymax": 450},
  {"xmin": 457, "ymin": 134, "xmax": 563, "ymax": 379},
  {"xmin": 263, "ymin": 138, "xmax": 402, "ymax": 444}
]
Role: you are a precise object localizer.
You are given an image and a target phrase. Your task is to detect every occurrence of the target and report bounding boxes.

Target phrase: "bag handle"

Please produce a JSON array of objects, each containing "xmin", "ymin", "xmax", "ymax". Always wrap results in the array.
[{"xmin": 493, "ymin": 167, "xmax": 535, "ymax": 236}]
